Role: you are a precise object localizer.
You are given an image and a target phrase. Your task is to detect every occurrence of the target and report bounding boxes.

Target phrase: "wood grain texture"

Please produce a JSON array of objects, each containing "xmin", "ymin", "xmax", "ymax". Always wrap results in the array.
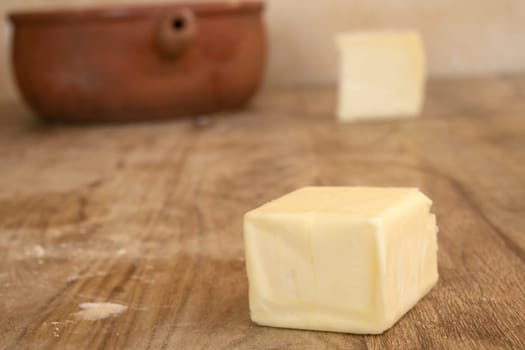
[{"xmin": 1, "ymin": 76, "xmax": 525, "ymax": 349}]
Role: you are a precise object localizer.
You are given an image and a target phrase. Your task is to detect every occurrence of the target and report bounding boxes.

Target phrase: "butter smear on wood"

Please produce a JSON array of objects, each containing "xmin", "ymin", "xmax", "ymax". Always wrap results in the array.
[{"xmin": 244, "ymin": 187, "xmax": 438, "ymax": 334}]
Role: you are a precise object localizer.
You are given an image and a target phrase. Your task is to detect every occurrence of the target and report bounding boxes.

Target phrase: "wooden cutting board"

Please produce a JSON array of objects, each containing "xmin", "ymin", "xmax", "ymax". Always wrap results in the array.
[{"xmin": 1, "ymin": 76, "xmax": 524, "ymax": 349}]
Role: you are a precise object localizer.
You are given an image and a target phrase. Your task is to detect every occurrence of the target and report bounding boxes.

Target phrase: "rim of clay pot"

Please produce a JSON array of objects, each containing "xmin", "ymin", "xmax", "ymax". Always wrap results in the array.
[{"xmin": 9, "ymin": 1, "xmax": 264, "ymax": 23}]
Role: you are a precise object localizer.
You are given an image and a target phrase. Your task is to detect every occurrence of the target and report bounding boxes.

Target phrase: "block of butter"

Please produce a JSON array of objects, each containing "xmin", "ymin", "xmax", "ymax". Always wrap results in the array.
[
  {"xmin": 335, "ymin": 30, "xmax": 426, "ymax": 122},
  {"xmin": 244, "ymin": 187, "xmax": 438, "ymax": 334}
]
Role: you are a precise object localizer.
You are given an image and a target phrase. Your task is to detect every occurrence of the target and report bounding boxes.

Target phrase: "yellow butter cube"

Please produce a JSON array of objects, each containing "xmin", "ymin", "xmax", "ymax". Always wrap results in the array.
[
  {"xmin": 244, "ymin": 187, "xmax": 438, "ymax": 334},
  {"xmin": 336, "ymin": 31, "xmax": 426, "ymax": 121}
]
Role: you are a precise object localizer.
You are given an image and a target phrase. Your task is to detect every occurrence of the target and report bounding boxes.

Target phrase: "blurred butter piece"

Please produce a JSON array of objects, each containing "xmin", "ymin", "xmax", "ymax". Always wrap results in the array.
[
  {"xmin": 244, "ymin": 187, "xmax": 438, "ymax": 334},
  {"xmin": 336, "ymin": 30, "xmax": 426, "ymax": 122}
]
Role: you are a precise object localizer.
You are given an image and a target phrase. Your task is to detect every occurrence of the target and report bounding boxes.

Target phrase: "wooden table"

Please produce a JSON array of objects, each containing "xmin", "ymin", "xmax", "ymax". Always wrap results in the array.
[{"xmin": 1, "ymin": 76, "xmax": 524, "ymax": 349}]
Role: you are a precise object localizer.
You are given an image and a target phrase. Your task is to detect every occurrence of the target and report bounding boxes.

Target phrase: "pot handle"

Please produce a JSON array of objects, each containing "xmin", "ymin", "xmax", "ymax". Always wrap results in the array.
[{"xmin": 155, "ymin": 8, "xmax": 197, "ymax": 60}]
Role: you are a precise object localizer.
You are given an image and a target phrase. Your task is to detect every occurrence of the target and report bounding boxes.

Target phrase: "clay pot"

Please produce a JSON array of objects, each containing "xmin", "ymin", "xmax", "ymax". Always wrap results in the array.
[{"xmin": 8, "ymin": 1, "xmax": 266, "ymax": 122}]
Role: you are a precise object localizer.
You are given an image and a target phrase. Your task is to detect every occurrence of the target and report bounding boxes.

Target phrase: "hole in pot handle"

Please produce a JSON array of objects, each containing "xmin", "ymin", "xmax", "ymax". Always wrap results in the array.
[{"xmin": 155, "ymin": 8, "xmax": 197, "ymax": 60}]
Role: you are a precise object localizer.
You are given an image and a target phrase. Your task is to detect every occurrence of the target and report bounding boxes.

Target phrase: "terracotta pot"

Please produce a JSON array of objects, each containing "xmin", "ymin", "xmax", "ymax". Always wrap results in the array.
[{"xmin": 8, "ymin": 1, "xmax": 266, "ymax": 122}]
